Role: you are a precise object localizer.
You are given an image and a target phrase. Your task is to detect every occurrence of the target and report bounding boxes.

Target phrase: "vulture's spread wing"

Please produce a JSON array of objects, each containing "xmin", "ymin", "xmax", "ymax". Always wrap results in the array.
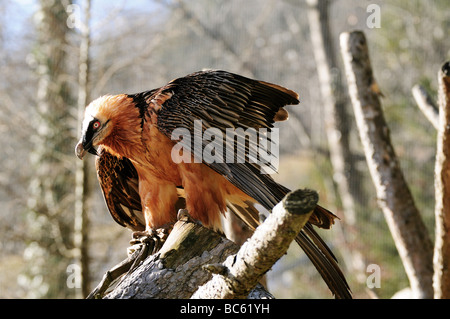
[{"xmin": 129, "ymin": 70, "xmax": 351, "ymax": 298}]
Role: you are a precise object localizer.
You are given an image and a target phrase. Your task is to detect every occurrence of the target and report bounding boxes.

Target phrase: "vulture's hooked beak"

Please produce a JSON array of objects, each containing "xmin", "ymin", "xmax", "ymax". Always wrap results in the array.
[
  {"xmin": 75, "ymin": 136, "xmax": 98, "ymax": 160},
  {"xmin": 75, "ymin": 140, "xmax": 86, "ymax": 160}
]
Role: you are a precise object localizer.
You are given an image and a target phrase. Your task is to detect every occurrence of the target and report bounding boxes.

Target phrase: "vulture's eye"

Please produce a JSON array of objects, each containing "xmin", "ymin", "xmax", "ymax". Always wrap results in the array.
[{"xmin": 92, "ymin": 121, "xmax": 101, "ymax": 130}]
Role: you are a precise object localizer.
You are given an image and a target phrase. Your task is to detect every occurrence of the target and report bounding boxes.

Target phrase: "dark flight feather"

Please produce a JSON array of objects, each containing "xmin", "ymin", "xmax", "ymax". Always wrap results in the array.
[
  {"xmin": 152, "ymin": 70, "xmax": 350, "ymax": 298},
  {"xmin": 95, "ymin": 147, "xmax": 145, "ymax": 231}
]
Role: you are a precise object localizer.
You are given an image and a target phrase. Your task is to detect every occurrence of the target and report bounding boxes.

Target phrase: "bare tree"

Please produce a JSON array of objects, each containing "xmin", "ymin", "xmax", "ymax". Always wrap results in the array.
[
  {"xmin": 306, "ymin": 0, "xmax": 373, "ymax": 291},
  {"xmin": 307, "ymin": 0, "xmax": 359, "ymax": 223},
  {"xmin": 73, "ymin": 0, "xmax": 92, "ymax": 298},
  {"xmin": 25, "ymin": 0, "xmax": 76, "ymax": 298}
]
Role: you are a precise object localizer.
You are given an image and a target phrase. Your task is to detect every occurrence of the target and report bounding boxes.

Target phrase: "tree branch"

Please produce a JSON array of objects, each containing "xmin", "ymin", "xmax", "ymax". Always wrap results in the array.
[
  {"xmin": 97, "ymin": 189, "xmax": 316, "ymax": 299},
  {"xmin": 433, "ymin": 61, "xmax": 450, "ymax": 299},
  {"xmin": 192, "ymin": 189, "xmax": 316, "ymax": 299},
  {"xmin": 412, "ymin": 84, "xmax": 439, "ymax": 129},
  {"xmin": 340, "ymin": 30, "xmax": 434, "ymax": 299}
]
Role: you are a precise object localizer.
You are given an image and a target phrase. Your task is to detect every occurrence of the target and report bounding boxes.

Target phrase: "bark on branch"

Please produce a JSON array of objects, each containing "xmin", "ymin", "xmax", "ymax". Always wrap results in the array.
[
  {"xmin": 433, "ymin": 61, "xmax": 450, "ymax": 299},
  {"xmin": 340, "ymin": 30, "xmax": 434, "ymax": 298},
  {"xmin": 412, "ymin": 84, "xmax": 439, "ymax": 129},
  {"xmin": 100, "ymin": 189, "xmax": 317, "ymax": 299},
  {"xmin": 192, "ymin": 189, "xmax": 316, "ymax": 299}
]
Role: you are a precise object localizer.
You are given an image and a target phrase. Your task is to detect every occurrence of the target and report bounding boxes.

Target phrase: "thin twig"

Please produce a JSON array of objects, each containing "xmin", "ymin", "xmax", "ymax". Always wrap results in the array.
[{"xmin": 412, "ymin": 84, "xmax": 439, "ymax": 129}]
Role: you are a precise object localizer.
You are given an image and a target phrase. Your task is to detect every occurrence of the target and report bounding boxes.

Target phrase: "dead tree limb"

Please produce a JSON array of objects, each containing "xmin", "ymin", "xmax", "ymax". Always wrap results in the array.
[
  {"xmin": 101, "ymin": 189, "xmax": 316, "ymax": 299},
  {"xmin": 412, "ymin": 84, "xmax": 439, "ymax": 129},
  {"xmin": 340, "ymin": 30, "xmax": 434, "ymax": 299},
  {"xmin": 433, "ymin": 61, "xmax": 450, "ymax": 299}
]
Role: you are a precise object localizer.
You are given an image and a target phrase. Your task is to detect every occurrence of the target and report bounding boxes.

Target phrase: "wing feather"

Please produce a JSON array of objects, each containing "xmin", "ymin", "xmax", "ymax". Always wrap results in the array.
[
  {"xmin": 96, "ymin": 147, "xmax": 146, "ymax": 231},
  {"xmin": 95, "ymin": 147, "xmax": 187, "ymax": 232},
  {"xmin": 153, "ymin": 70, "xmax": 299, "ymax": 210},
  {"xmin": 129, "ymin": 70, "xmax": 350, "ymax": 298}
]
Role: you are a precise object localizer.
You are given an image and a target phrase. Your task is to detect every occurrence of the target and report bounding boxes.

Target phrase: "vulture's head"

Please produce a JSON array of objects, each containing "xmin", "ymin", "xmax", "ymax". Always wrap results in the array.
[{"xmin": 75, "ymin": 94, "xmax": 139, "ymax": 159}]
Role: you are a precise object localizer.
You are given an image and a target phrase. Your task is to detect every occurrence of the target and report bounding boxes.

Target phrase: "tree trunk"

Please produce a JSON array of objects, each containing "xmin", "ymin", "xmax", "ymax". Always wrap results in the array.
[
  {"xmin": 25, "ymin": 0, "xmax": 75, "ymax": 298},
  {"xmin": 73, "ymin": 0, "xmax": 92, "ymax": 298},
  {"xmin": 433, "ymin": 61, "xmax": 450, "ymax": 299},
  {"xmin": 340, "ymin": 30, "xmax": 434, "ymax": 299},
  {"xmin": 306, "ymin": 0, "xmax": 368, "ymax": 286},
  {"xmin": 306, "ymin": 0, "xmax": 362, "ymax": 225},
  {"xmin": 94, "ymin": 189, "xmax": 316, "ymax": 299}
]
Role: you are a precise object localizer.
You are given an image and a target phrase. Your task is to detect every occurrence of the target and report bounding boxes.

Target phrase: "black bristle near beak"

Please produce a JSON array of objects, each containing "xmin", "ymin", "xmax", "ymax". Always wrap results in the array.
[{"xmin": 87, "ymin": 146, "xmax": 98, "ymax": 156}]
